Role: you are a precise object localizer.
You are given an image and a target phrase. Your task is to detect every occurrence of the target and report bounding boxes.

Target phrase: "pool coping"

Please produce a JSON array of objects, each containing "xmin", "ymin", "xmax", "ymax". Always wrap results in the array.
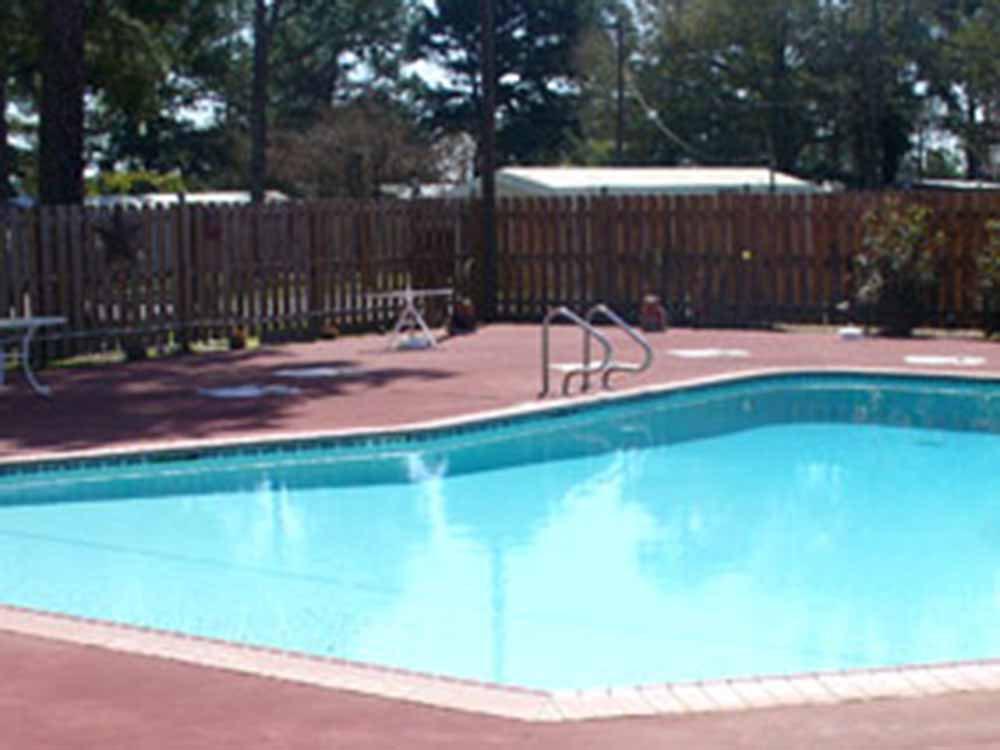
[
  {"xmin": 2, "ymin": 602, "xmax": 998, "ymax": 722},
  {"xmin": 2, "ymin": 365, "xmax": 998, "ymax": 472},
  {"xmin": 3, "ymin": 366, "xmax": 999, "ymax": 721}
]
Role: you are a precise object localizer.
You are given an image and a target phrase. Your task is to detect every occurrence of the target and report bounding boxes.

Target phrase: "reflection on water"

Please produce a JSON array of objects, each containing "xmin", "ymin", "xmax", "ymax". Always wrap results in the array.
[
  {"xmin": 0, "ymin": 376, "xmax": 998, "ymax": 689},
  {"xmin": 431, "ymin": 423, "xmax": 999, "ymax": 688}
]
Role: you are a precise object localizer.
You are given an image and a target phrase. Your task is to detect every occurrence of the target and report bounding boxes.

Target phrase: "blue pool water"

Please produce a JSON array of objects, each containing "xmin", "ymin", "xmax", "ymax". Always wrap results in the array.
[{"xmin": 1, "ymin": 373, "xmax": 998, "ymax": 689}]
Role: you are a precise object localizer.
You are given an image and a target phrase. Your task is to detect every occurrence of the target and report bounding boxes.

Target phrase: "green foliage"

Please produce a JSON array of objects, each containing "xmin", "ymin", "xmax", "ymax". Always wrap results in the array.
[
  {"xmin": 620, "ymin": 0, "xmax": 975, "ymax": 185},
  {"xmin": 407, "ymin": 0, "xmax": 600, "ymax": 166},
  {"xmin": 87, "ymin": 0, "xmax": 248, "ymax": 178},
  {"xmin": 0, "ymin": 0, "xmax": 41, "ymax": 97},
  {"xmin": 93, "ymin": 114, "xmax": 242, "ymax": 186},
  {"xmin": 269, "ymin": 98, "xmax": 436, "ymax": 199},
  {"xmin": 86, "ymin": 1, "xmax": 171, "ymax": 120},
  {"xmin": 244, "ymin": 0, "xmax": 411, "ymax": 200},
  {"xmin": 853, "ymin": 197, "xmax": 943, "ymax": 336},
  {"xmin": 921, "ymin": 148, "xmax": 964, "ymax": 179},
  {"xmin": 8, "ymin": 0, "xmax": 998, "ymax": 197},
  {"xmin": 976, "ymin": 220, "xmax": 1000, "ymax": 336},
  {"xmin": 87, "ymin": 169, "xmax": 186, "ymax": 196},
  {"xmin": 655, "ymin": 0, "xmax": 826, "ymax": 171},
  {"xmin": 566, "ymin": 135, "xmax": 618, "ymax": 166},
  {"xmin": 269, "ymin": 0, "xmax": 408, "ymax": 128},
  {"xmin": 571, "ymin": 2, "xmax": 644, "ymax": 165},
  {"xmin": 924, "ymin": 0, "xmax": 1000, "ymax": 177}
]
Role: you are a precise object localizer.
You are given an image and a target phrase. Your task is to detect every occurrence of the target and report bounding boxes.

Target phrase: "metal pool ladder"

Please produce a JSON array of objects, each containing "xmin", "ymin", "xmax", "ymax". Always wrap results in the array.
[
  {"xmin": 540, "ymin": 304, "xmax": 654, "ymax": 397},
  {"xmin": 584, "ymin": 303, "xmax": 654, "ymax": 391}
]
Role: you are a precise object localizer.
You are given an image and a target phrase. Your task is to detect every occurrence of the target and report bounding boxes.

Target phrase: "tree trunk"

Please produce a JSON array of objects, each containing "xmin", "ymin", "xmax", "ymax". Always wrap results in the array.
[
  {"xmin": 38, "ymin": 0, "xmax": 85, "ymax": 206},
  {"xmin": 0, "ymin": 63, "xmax": 9, "ymax": 204},
  {"xmin": 250, "ymin": 0, "xmax": 279, "ymax": 204},
  {"xmin": 768, "ymin": 19, "xmax": 794, "ymax": 174},
  {"xmin": 479, "ymin": 0, "xmax": 498, "ymax": 321},
  {"xmin": 0, "ymin": 0, "xmax": 17, "ymax": 208},
  {"xmin": 859, "ymin": 0, "xmax": 884, "ymax": 189},
  {"xmin": 965, "ymin": 99, "xmax": 980, "ymax": 179}
]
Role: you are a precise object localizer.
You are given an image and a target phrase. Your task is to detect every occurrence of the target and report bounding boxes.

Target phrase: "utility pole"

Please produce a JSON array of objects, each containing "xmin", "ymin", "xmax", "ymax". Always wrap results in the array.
[
  {"xmin": 480, "ymin": 0, "xmax": 498, "ymax": 320},
  {"xmin": 602, "ymin": 14, "xmax": 626, "ymax": 164}
]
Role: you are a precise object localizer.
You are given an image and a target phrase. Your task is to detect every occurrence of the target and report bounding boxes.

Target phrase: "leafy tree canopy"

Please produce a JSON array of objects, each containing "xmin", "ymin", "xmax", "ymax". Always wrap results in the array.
[
  {"xmin": 408, "ymin": 0, "xmax": 603, "ymax": 167},
  {"xmin": 622, "ymin": 0, "xmax": 962, "ymax": 187},
  {"xmin": 87, "ymin": 0, "xmax": 247, "ymax": 178},
  {"xmin": 268, "ymin": 0, "xmax": 408, "ymax": 128},
  {"xmin": 8, "ymin": 0, "xmax": 999, "ymax": 198},
  {"xmin": 269, "ymin": 96, "xmax": 439, "ymax": 198}
]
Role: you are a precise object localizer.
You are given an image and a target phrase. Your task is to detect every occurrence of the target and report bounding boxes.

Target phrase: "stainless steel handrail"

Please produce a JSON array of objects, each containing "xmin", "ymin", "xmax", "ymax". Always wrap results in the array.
[
  {"xmin": 540, "ymin": 306, "xmax": 613, "ymax": 397},
  {"xmin": 584, "ymin": 304, "xmax": 653, "ymax": 390}
]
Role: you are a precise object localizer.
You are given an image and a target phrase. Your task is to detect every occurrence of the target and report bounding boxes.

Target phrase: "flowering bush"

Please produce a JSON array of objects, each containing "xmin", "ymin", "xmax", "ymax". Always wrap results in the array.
[
  {"xmin": 976, "ymin": 219, "xmax": 1000, "ymax": 337},
  {"xmin": 853, "ymin": 197, "xmax": 943, "ymax": 336}
]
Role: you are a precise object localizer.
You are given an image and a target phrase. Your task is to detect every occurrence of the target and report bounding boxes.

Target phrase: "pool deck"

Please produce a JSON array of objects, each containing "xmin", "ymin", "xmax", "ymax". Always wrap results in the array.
[{"xmin": 2, "ymin": 324, "xmax": 999, "ymax": 749}]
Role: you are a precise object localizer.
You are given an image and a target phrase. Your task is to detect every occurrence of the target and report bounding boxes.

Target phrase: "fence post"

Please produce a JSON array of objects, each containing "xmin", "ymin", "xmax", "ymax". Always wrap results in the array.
[
  {"xmin": 463, "ymin": 199, "xmax": 484, "ymax": 318},
  {"xmin": 15, "ymin": 192, "xmax": 997, "ymax": 352},
  {"xmin": 597, "ymin": 191, "xmax": 616, "ymax": 308},
  {"xmin": 35, "ymin": 207, "xmax": 53, "ymax": 362},
  {"xmin": 0, "ymin": 208, "xmax": 8, "ymax": 319},
  {"xmin": 177, "ymin": 200, "xmax": 193, "ymax": 350},
  {"xmin": 478, "ymin": 196, "xmax": 498, "ymax": 322},
  {"xmin": 306, "ymin": 203, "xmax": 320, "ymax": 337}
]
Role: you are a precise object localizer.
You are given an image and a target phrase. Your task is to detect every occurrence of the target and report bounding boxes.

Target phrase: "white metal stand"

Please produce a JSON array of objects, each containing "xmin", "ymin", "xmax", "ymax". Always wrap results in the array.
[{"xmin": 367, "ymin": 287, "xmax": 452, "ymax": 351}]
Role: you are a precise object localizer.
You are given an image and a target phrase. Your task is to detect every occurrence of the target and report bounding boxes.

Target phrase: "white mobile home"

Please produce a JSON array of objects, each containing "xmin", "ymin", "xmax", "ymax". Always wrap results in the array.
[{"xmin": 461, "ymin": 166, "xmax": 825, "ymax": 198}]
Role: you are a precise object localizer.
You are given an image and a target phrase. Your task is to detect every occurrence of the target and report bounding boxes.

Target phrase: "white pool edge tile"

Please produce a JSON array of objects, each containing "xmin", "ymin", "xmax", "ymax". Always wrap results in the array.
[{"xmin": 1, "ymin": 603, "xmax": 998, "ymax": 722}]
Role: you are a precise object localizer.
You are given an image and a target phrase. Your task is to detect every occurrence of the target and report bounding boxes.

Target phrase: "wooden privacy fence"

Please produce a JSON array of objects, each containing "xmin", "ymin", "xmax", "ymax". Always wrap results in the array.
[
  {"xmin": 1, "ymin": 190, "xmax": 997, "ymax": 359},
  {"xmin": 495, "ymin": 190, "xmax": 1000, "ymax": 327},
  {"xmin": 1, "ymin": 199, "xmax": 470, "ymax": 359}
]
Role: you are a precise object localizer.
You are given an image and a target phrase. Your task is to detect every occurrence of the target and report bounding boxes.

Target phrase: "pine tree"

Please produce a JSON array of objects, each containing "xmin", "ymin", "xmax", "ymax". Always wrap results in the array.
[{"xmin": 408, "ymin": 0, "xmax": 600, "ymax": 166}]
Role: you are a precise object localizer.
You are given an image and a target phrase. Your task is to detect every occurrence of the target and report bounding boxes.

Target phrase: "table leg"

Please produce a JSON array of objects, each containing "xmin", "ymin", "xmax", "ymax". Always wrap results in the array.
[{"xmin": 20, "ymin": 325, "xmax": 52, "ymax": 397}]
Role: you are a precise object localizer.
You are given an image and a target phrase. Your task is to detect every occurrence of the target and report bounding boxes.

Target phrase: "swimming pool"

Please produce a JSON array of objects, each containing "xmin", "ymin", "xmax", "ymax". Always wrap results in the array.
[{"xmin": 1, "ymin": 372, "xmax": 998, "ymax": 692}]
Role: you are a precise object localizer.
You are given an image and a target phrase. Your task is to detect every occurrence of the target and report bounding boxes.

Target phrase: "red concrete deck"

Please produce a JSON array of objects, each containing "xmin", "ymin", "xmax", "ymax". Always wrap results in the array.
[
  {"xmin": 3, "ymin": 629, "xmax": 999, "ymax": 750},
  {"xmin": 2, "ymin": 324, "xmax": 999, "ymax": 748},
  {"xmin": 2, "ymin": 324, "xmax": 997, "ymax": 461}
]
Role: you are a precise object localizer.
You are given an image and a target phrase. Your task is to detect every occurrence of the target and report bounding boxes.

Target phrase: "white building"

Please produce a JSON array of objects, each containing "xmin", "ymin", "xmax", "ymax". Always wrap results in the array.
[
  {"xmin": 909, "ymin": 178, "xmax": 1000, "ymax": 191},
  {"xmin": 85, "ymin": 190, "xmax": 288, "ymax": 209},
  {"xmin": 457, "ymin": 166, "xmax": 826, "ymax": 198}
]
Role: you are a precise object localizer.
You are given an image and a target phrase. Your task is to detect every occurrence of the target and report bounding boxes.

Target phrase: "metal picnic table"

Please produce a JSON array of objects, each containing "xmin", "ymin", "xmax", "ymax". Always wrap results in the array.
[{"xmin": 0, "ymin": 316, "xmax": 67, "ymax": 397}]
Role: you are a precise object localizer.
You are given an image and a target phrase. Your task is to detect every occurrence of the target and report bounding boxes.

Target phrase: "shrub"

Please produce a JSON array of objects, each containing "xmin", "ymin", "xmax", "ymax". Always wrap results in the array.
[
  {"xmin": 87, "ymin": 169, "xmax": 186, "ymax": 197},
  {"xmin": 853, "ymin": 197, "xmax": 943, "ymax": 336},
  {"xmin": 976, "ymin": 219, "xmax": 1000, "ymax": 337}
]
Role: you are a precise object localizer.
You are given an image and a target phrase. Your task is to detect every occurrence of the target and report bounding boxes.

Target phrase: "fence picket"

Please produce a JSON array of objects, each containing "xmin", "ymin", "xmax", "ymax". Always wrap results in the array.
[{"xmin": 3, "ymin": 191, "xmax": 995, "ymax": 359}]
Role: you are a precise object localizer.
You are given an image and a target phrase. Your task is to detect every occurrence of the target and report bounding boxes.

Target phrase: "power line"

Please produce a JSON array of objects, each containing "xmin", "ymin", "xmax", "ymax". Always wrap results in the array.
[{"xmin": 614, "ymin": 42, "xmax": 781, "ymax": 168}]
